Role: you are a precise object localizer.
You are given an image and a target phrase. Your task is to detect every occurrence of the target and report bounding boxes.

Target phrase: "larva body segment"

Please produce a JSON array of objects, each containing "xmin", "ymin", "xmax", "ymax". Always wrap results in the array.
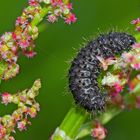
[{"xmin": 69, "ymin": 32, "xmax": 136, "ymax": 111}]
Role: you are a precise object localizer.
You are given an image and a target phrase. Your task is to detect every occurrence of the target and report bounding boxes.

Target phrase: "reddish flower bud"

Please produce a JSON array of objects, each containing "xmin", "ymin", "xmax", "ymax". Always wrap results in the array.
[{"xmin": 92, "ymin": 122, "xmax": 107, "ymax": 140}]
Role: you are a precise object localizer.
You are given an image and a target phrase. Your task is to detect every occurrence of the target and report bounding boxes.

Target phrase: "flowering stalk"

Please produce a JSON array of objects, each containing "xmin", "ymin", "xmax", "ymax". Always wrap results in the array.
[
  {"xmin": 0, "ymin": 79, "xmax": 41, "ymax": 140},
  {"xmin": 51, "ymin": 106, "xmax": 121, "ymax": 140},
  {"xmin": 0, "ymin": 0, "xmax": 76, "ymax": 139},
  {"xmin": 0, "ymin": 0, "xmax": 76, "ymax": 81},
  {"xmin": 51, "ymin": 107, "xmax": 88, "ymax": 140}
]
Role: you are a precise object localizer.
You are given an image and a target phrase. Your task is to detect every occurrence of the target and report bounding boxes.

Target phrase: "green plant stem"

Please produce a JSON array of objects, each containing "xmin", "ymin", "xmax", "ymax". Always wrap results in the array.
[
  {"xmin": 76, "ymin": 107, "xmax": 121, "ymax": 139},
  {"xmin": 0, "ymin": 61, "xmax": 8, "ymax": 83},
  {"xmin": 31, "ymin": 6, "xmax": 52, "ymax": 27},
  {"xmin": 52, "ymin": 106, "xmax": 121, "ymax": 140},
  {"xmin": 135, "ymin": 33, "xmax": 140, "ymax": 41},
  {"xmin": 31, "ymin": 0, "xmax": 70, "ymax": 27},
  {"xmin": 63, "ymin": 0, "xmax": 70, "ymax": 4},
  {"xmin": 52, "ymin": 107, "xmax": 88, "ymax": 140}
]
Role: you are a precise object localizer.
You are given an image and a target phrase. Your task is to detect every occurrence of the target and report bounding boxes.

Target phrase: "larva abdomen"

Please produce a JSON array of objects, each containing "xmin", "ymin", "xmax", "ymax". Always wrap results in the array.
[{"xmin": 69, "ymin": 32, "xmax": 136, "ymax": 111}]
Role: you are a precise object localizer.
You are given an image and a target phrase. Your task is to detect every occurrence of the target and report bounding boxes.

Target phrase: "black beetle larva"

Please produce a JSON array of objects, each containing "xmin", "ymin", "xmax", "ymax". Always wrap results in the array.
[{"xmin": 68, "ymin": 32, "xmax": 136, "ymax": 111}]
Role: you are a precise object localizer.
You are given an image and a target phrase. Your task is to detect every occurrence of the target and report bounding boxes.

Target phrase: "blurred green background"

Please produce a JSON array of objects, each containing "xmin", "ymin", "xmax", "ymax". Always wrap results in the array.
[{"xmin": 0, "ymin": 0, "xmax": 140, "ymax": 139}]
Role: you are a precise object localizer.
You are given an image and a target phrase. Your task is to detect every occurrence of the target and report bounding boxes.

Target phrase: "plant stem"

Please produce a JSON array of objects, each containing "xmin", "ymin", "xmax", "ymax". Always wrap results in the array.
[
  {"xmin": 76, "ymin": 107, "xmax": 121, "ymax": 139},
  {"xmin": 52, "ymin": 107, "xmax": 89, "ymax": 140},
  {"xmin": 0, "ymin": 4, "xmax": 54, "ymax": 79},
  {"xmin": 63, "ymin": 0, "xmax": 70, "ymax": 4},
  {"xmin": 31, "ymin": 0, "xmax": 70, "ymax": 27},
  {"xmin": 31, "ymin": 6, "xmax": 52, "ymax": 27},
  {"xmin": 135, "ymin": 33, "xmax": 140, "ymax": 41},
  {"xmin": 0, "ymin": 61, "xmax": 8, "ymax": 83},
  {"xmin": 0, "ymin": 0, "xmax": 70, "ymax": 78}
]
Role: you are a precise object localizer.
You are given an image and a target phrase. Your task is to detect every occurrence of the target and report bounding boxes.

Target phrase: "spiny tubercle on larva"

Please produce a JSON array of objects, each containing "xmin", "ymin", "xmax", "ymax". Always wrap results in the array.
[{"xmin": 68, "ymin": 32, "xmax": 136, "ymax": 111}]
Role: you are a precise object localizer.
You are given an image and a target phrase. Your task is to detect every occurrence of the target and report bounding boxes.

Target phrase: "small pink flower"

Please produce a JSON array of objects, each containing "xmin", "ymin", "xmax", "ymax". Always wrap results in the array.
[
  {"xmin": 19, "ymin": 95, "xmax": 27, "ymax": 102},
  {"xmin": 57, "ymin": 0, "xmax": 63, "ymax": 5},
  {"xmin": 65, "ymin": 13, "xmax": 77, "ymax": 24},
  {"xmin": 0, "ymin": 124, "xmax": 6, "ymax": 139},
  {"xmin": 48, "ymin": 14, "xmax": 58, "ymax": 23},
  {"xmin": 92, "ymin": 122, "xmax": 107, "ymax": 140},
  {"xmin": 17, "ymin": 120, "xmax": 27, "ymax": 131},
  {"xmin": 51, "ymin": 0, "xmax": 57, "ymax": 6},
  {"xmin": 12, "ymin": 32, "xmax": 17, "ymax": 41},
  {"xmin": 1, "ymin": 92, "xmax": 12, "ymax": 105},
  {"xmin": 133, "ymin": 43, "xmax": 140, "ymax": 49},
  {"xmin": 67, "ymin": 3, "xmax": 73, "ymax": 10},
  {"xmin": 114, "ymin": 82, "xmax": 123, "ymax": 93},
  {"xmin": 131, "ymin": 18, "xmax": 140, "ymax": 25},
  {"xmin": 122, "ymin": 52, "xmax": 135, "ymax": 63},
  {"xmin": 23, "ymin": 50, "xmax": 37, "ymax": 58},
  {"xmin": 97, "ymin": 56, "xmax": 116, "ymax": 70},
  {"xmin": 29, "ymin": 0, "xmax": 38, "ymax": 6},
  {"xmin": 19, "ymin": 40, "xmax": 30, "ymax": 49},
  {"xmin": 111, "ymin": 82, "xmax": 123, "ymax": 97},
  {"xmin": 131, "ymin": 63, "xmax": 140, "ymax": 70},
  {"xmin": 12, "ymin": 112, "xmax": 22, "ymax": 122},
  {"xmin": 9, "ymin": 136, "xmax": 15, "ymax": 140},
  {"xmin": 136, "ymin": 26, "xmax": 140, "ymax": 31},
  {"xmin": 16, "ymin": 17, "xmax": 22, "ymax": 25},
  {"xmin": 131, "ymin": 18, "xmax": 140, "ymax": 32},
  {"xmin": 16, "ymin": 17, "xmax": 27, "ymax": 26},
  {"xmin": 11, "ymin": 46, "xmax": 18, "ymax": 53},
  {"xmin": 27, "ymin": 107, "xmax": 37, "ymax": 118}
]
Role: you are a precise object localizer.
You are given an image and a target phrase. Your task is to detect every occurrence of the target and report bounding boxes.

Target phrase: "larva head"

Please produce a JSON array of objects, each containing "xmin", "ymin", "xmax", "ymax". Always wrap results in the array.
[
  {"xmin": 109, "ymin": 32, "xmax": 136, "ymax": 51},
  {"xmin": 121, "ymin": 33, "xmax": 135, "ymax": 45}
]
